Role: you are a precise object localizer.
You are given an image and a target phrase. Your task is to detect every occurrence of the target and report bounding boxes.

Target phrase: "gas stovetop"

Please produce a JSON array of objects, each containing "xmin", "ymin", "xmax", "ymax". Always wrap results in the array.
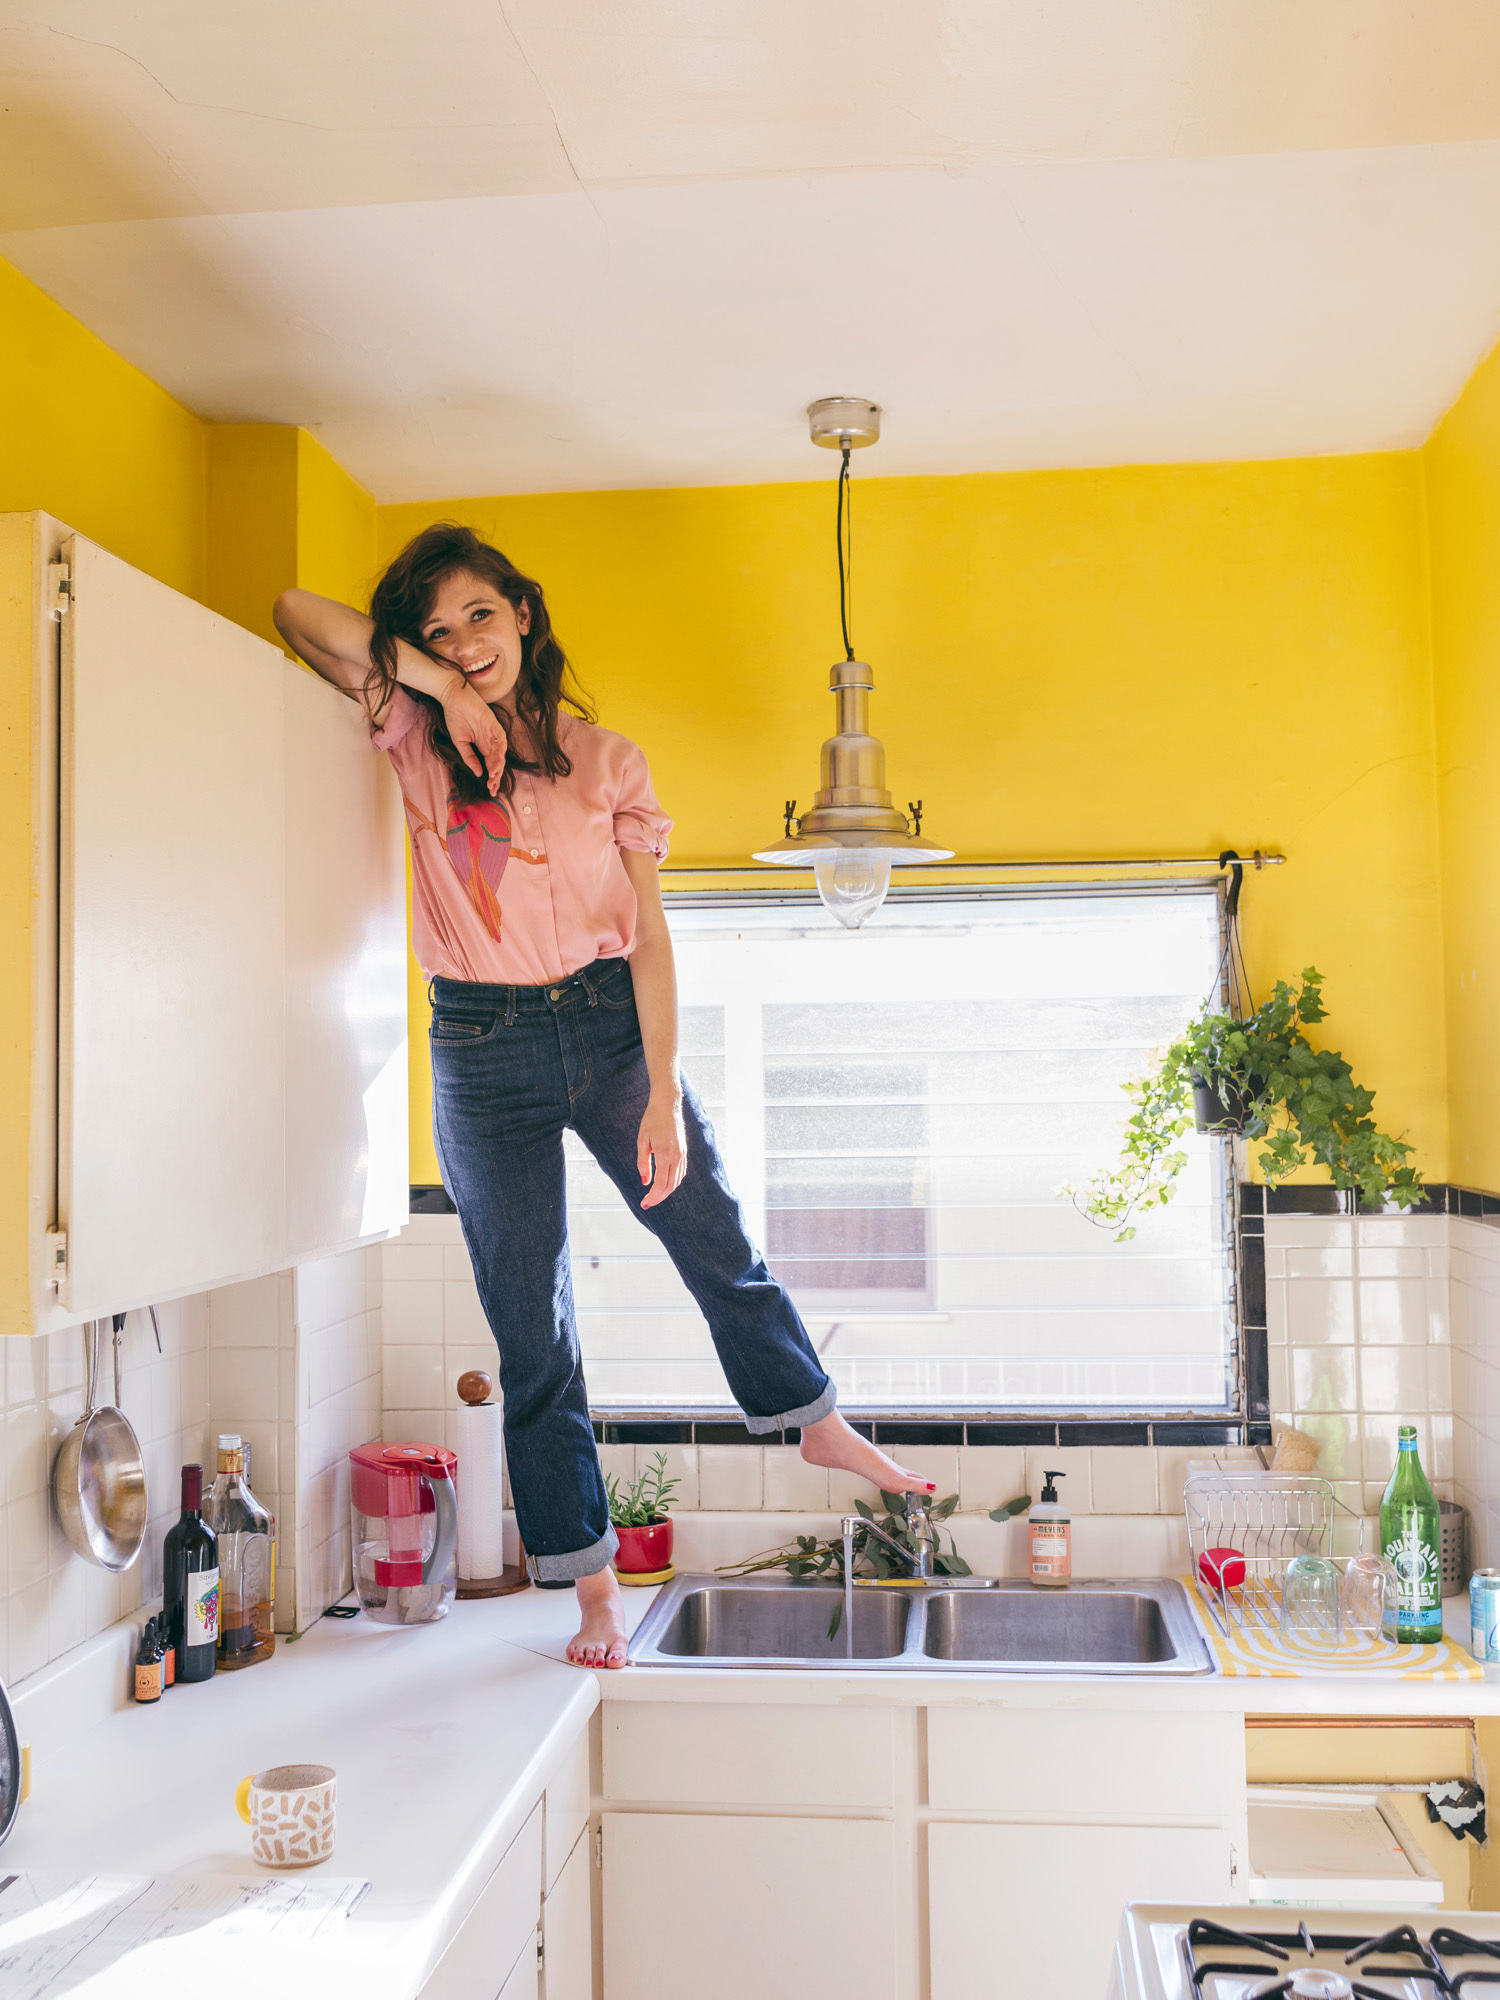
[{"xmin": 1115, "ymin": 1907, "xmax": 1500, "ymax": 2000}]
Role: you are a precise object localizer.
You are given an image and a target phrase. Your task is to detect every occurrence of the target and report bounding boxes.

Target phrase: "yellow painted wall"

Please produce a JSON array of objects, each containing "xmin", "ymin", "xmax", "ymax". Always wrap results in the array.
[
  {"xmin": 1425, "ymin": 340, "xmax": 1500, "ymax": 1192},
  {"xmin": 381, "ymin": 457, "xmax": 1448, "ymax": 1186},
  {"xmin": 0, "ymin": 257, "xmax": 205, "ymax": 599},
  {"xmin": 204, "ymin": 424, "xmax": 375, "ymax": 650},
  {"xmin": 294, "ymin": 431, "xmax": 376, "ymax": 613}
]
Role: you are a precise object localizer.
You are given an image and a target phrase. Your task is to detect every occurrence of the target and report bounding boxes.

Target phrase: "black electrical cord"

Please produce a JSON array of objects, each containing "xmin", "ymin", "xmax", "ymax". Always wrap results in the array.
[{"xmin": 836, "ymin": 444, "xmax": 855, "ymax": 661}]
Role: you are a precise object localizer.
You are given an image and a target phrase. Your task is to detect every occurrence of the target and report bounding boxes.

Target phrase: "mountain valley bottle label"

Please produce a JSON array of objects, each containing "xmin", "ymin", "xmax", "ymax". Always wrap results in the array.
[{"xmin": 1379, "ymin": 1424, "xmax": 1442, "ymax": 1643}]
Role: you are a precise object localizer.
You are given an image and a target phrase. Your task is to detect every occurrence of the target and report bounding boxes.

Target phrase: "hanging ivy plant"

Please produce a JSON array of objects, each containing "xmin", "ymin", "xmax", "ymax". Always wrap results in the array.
[{"xmin": 1065, "ymin": 967, "xmax": 1424, "ymax": 1241}]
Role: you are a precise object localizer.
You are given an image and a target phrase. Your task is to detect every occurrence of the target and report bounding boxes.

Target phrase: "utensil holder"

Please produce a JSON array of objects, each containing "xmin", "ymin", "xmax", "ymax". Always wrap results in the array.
[{"xmin": 1440, "ymin": 1499, "xmax": 1468, "ymax": 1598}]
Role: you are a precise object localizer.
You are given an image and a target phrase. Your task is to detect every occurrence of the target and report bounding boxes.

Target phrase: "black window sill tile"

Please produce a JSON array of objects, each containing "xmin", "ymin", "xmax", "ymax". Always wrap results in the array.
[
  {"xmin": 965, "ymin": 1423, "xmax": 1059, "ymax": 1446},
  {"xmin": 1265, "ymin": 1187, "xmax": 1349, "ymax": 1215},
  {"xmin": 409, "ymin": 1184, "xmax": 455, "ymax": 1214},
  {"xmin": 603, "ymin": 1421, "xmax": 693, "ymax": 1445},
  {"xmin": 1058, "ymin": 1422, "xmax": 1151, "ymax": 1447},
  {"xmin": 873, "ymin": 1423, "xmax": 964, "ymax": 1446},
  {"xmin": 1152, "ymin": 1422, "xmax": 1242, "ymax": 1445}
]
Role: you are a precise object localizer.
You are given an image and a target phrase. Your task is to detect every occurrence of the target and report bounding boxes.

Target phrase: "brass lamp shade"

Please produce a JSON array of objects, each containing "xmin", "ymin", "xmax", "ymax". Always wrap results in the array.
[{"xmin": 752, "ymin": 660, "xmax": 953, "ymax": 865}]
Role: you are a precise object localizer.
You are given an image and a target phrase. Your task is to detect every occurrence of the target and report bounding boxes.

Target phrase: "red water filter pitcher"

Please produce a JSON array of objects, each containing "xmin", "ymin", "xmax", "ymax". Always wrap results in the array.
[{"xmin": 350, "ymin": 1441, "xmax": 459, "ymax": 1625}]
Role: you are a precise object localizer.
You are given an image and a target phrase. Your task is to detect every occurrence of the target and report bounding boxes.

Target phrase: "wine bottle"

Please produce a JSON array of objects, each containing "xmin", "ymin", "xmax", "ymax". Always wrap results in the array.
[
  {"xmin": 162, "ymin": 1465, "xmax": 219, "ymax": 1683},
  {"xmin": 207, "ymin": 1435, "xmax": 275, "ymax": 1670},
  {"xmin": 1380, "ymin": 1424, "xmax": 1442, "ymax": 1644}
]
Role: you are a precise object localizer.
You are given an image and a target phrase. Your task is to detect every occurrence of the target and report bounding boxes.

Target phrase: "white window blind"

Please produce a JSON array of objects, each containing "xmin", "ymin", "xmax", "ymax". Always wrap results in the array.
[{"xmin": 568, "ymin": 890, "xmax": 1233, "ymax": 1414}]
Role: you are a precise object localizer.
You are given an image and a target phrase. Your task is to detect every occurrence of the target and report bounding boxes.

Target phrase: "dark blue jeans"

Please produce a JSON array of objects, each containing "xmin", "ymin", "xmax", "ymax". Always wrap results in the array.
[{"xmin": 429, "ymin": 957, "xmax": 835, "ymax": 1580}]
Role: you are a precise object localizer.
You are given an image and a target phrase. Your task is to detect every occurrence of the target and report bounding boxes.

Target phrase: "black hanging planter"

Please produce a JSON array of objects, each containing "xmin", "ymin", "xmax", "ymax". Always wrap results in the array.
[{"xmin": 1192, "ymin": 1071, "xmax": 1255, "ymax": 1135}]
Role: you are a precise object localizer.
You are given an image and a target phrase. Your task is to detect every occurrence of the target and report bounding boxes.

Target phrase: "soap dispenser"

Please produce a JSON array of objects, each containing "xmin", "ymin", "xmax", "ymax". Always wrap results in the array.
[{"xmin": 1029, "ymin": 1471, "xmax": 1071, "ymax": 1587}]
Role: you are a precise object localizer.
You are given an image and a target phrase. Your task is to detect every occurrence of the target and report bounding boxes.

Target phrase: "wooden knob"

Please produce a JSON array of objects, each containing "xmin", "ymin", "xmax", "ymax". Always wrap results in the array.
[{"xmin": 457, "ymin": 1370, "xmax": 493, "ymax": 1406}]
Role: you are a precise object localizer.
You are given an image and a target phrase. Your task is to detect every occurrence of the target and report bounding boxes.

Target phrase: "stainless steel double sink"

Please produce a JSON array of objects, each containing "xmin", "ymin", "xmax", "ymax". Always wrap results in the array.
[{"xmin": 627, "ymin": 1572, "xmax": 1215, "ymax": 1675}]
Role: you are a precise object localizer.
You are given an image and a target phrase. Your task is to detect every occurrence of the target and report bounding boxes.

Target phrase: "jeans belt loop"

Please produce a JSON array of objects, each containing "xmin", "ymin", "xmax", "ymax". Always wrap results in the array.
[{"xmin": 504, "ymin": 985, "xmax": 516, "ymax": 1029}]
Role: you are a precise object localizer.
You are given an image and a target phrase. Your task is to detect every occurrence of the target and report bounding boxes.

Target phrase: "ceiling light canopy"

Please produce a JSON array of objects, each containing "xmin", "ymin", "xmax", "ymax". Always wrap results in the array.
[{"xmin": 752, "ymin": 398, "xmax": 952, "ymax": 926}]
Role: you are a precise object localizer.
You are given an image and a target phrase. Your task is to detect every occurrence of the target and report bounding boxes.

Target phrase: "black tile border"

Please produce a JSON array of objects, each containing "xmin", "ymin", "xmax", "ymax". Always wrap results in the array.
[{"xmin": 588, "ymin": 1416, "xmax": 1248, "ymax": 1446}]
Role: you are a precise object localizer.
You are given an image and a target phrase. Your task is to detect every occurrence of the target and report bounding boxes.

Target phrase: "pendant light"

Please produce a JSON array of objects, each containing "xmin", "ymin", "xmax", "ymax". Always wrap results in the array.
[{"xmin": 752, "ymin": 397, "xmax": 952, "ymax": 926}]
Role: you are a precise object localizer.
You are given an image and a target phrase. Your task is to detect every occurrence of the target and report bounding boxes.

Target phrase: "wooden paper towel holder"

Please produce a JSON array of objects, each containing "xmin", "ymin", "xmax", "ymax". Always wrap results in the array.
[{"xmin": 456, "ymin": 1370, "xmax": 529, "ymax": 1598}]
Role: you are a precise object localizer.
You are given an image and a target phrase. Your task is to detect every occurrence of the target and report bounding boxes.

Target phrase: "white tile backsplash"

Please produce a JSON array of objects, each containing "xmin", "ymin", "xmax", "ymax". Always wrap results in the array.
[{"xmin": 369, "ymin": 1208, "xmax": 1495, "ymax": 1572}]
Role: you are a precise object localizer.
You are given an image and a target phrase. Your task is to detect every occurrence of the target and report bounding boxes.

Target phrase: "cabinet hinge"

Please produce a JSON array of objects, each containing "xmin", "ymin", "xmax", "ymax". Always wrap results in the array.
[
  {"xmin": 47, "ymin": 563, "xmax": 71, "ymax": 619},
  {"xmin": 45, "ymin": 1229, "xmax": 66, "ymax": 1288},
  {"xmin": 1228, "ymin": 1844, "xmax": 1239, "ymax": 1885},
  {"xmin": 594, "ymin": 1826, "xmax": 603, "ymax": 1870}
]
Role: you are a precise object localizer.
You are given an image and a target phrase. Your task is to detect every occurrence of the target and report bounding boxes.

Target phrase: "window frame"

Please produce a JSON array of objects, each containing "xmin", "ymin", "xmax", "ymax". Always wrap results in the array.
[{"xmin": 579, "ymin": 878, "xmax": 1248, "ymax": 1438}]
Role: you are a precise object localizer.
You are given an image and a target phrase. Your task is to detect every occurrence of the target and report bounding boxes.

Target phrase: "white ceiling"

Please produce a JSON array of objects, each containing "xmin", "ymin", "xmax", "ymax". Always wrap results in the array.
[{"xmin": 5, "ymin": 2, "xmax": 1500, "ymax": 499}]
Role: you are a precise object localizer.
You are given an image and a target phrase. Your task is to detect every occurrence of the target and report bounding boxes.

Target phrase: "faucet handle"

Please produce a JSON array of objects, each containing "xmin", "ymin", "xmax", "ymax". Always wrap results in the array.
[{"xmin": 904, "ymin": 1490, "xmax": 934, "ymax": 1533}]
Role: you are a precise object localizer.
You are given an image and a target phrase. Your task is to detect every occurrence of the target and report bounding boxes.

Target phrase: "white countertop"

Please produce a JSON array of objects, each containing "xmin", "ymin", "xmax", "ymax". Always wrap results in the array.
[
  {"xmin": 4, "ymin": 1593, "xmax": 605, "ymax": 1997},
  {"xmin": 3, "ymin": 1576, "xmax": 1493, "ymax": 1994}
]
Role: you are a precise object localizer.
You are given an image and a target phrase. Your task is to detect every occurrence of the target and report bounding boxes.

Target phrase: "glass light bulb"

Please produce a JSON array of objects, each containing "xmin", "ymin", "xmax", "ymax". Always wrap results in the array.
[{"xmin": 812, "ymin": 848, "xmax": 892, "ymax": 929}]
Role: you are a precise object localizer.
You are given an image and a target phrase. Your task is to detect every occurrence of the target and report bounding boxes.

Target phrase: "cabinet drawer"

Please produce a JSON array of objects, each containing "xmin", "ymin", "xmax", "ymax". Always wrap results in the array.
[
  {"xmin": 420, "ymin": 1803, "xmax": 542, "ymax": 2000},
  {"xmin": 603, "ymin": 1701, "xmax": 894, "ymax": 1807},
  {"xmin": 544, "ymin": 1727, "xmax": 591, "ymax": 1892},
  {"xmin": 927, "ymin": 1708, "xmax": 1242, "ymax": 1818}
]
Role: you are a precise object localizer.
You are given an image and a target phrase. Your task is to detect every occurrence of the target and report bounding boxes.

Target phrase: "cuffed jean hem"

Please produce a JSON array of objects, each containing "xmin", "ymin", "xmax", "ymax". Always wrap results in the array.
[
  {"xmin": 742, "ymin": 1382, "xmax": 838, "ymax": 1435},
  {"xmin": 527, "ymin": 1526, "xmax": 619, "ymax": 1583}
]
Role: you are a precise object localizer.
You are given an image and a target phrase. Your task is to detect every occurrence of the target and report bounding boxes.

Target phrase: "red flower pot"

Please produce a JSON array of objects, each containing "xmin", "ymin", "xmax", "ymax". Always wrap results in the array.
[{"xmin": 614, "ymin": 1518, "xmax": 673, "ymax": 1574}]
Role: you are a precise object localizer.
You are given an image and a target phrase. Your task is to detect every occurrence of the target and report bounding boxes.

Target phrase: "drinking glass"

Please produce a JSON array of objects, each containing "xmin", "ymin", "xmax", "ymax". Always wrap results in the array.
[
  {"xmin": 1341, "ymin": 1552, "xmax": 1400, "ymax": 1641},
  {"xmin": 1279, "ymin": 1554, "xmax": 1343, "ymax": 1644}
]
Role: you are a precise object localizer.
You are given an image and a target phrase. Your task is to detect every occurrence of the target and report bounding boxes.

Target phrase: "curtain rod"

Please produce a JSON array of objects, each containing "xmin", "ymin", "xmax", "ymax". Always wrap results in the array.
[{"xmin": 660, "ymin": 851, "xmax": 1287, "ymax": 877}]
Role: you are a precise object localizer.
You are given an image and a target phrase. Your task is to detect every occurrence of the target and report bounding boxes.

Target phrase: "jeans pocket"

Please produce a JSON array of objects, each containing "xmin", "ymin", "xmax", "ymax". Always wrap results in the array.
[
  {"xmin": 432, "ymin": 1012, "xmax": 499, "ymax": 1044},
  {"xmin": 595, "ymin": 963, "xmax": 635, "ymax": 1010}
]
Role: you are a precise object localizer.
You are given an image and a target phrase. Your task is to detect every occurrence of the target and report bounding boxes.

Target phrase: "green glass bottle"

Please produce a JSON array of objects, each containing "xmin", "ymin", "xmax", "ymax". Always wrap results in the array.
[{"xmin": 1379, "ymin": 1424, "xmax": 1442, "ymax": 1643}]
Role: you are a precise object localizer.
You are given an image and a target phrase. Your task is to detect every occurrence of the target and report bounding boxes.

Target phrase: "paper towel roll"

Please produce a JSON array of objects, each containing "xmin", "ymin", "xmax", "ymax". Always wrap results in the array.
[{"xmin": 457, "ymin": 1400, "xmax": 506, "ymax": 1583}]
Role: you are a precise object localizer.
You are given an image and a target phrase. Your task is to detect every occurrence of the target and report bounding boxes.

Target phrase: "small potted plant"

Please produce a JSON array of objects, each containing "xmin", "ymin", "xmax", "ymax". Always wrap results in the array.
[{"xmin": 607, "ymin": 1451, "xmax": 679, "ymax": 1578}]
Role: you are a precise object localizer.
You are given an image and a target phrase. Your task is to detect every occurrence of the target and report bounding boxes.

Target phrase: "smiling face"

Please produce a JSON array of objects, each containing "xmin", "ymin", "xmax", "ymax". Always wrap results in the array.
[{"xmin": 420, "ymin": 569, "xmax": 531, "ymax": 704}]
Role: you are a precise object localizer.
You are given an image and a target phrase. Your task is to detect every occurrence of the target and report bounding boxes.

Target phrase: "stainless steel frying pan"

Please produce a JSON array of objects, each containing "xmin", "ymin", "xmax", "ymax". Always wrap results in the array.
[{"xmin": 52, "ymin": 1317, "xmax": 147, "ymax": 1571}]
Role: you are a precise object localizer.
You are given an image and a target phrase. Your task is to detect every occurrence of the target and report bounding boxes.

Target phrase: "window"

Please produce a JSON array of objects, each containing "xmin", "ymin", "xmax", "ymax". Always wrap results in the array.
[{"xmin": 567, "ymin": 889, "xmax": 1234, "ymax": 1416}]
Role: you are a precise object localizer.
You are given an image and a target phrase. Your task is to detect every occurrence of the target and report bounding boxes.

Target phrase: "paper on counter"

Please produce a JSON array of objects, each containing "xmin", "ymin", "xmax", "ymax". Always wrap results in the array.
[{"xmin": 0, "ymin": 1870, "xmax": 370, "ymax": 1997}]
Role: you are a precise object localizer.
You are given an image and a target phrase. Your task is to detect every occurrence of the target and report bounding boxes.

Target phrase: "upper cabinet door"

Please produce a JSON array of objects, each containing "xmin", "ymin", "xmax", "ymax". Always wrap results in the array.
[
  {"xmin": 282, "ymin": 659, "xmax": 408, "ymax": 1260},
  {"xmin": 59, "ymin": 534, "xmax": 288, "ymax": 1318}
]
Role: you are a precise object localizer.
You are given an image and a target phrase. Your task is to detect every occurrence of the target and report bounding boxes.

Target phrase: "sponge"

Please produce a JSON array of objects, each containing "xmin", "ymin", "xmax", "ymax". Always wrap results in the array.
[{"xmin": 1271, "ymin": 1425, "xmax": 1321, "ymax": 1472}]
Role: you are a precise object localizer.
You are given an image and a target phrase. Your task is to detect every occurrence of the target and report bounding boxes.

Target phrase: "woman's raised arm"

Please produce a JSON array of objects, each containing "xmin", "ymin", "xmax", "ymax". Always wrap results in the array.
[{"xmin": 273, "ymin": 589, "xmax": 508, "ymax": 794}]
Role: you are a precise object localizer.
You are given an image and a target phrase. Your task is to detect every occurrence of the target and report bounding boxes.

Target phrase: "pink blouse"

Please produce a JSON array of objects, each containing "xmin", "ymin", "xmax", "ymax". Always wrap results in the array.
[{"xmin": 372, "ymin": 690, "xmax": 673, "ymax": 986}]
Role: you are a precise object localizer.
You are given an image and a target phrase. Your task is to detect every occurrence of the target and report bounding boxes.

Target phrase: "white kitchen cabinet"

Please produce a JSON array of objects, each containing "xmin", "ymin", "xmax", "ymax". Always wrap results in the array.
[
  {"xmin": 602, "ymin": 1698, "xmax": 895, "ymax": 1808},
  {"xmin": 602, "ymin": 1811, "xmax": 898, "ymax": 2000},
  {"xmin": 1, "ymin": 511, "xmax": 407, "ymax": 1336},
  {"xmin": 542, "ymin": 1829, "xmax": 594, "ymax": 2000},
  {"xmin": 498, "ymin": 1937, "xmax": 540, "ymax": 2000},
  {"xmin": 927, "ymin": 1820, "xmax": 1234, "ymax": 2000},
  {"xmin": 420, "ymin": 1802, "xmax": 543, "ymax": 2000}
]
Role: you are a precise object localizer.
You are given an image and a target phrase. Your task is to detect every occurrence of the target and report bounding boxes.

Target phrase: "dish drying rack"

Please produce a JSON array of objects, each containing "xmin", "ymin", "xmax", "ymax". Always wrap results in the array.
[{"xmin": 1183, "ymin": 1462, "xmax": 1365, "ymax": 1639}]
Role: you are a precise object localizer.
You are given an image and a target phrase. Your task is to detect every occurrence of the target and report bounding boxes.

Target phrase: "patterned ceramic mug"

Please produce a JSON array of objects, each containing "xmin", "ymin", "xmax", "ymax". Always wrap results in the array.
[{"xmin": 235, "ymin": 1763, "xmax": 337, "ymax": 1868}]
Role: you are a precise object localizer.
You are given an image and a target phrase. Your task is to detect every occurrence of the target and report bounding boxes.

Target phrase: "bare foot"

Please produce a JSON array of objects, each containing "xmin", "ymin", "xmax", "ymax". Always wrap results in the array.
[
  {"xmin": 566, "ymin": 1566, "xmax": 629, "ymax": 1669},
  {"xmin": 799, "ymin": 1410, "xmax": 937, "ymax": 1499}
]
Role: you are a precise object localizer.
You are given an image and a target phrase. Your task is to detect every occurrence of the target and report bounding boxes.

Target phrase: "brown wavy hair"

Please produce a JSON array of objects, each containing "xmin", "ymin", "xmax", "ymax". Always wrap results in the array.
[{"xmin": 367, "ymin": 522, "xmax": 594, "ymax": 802}]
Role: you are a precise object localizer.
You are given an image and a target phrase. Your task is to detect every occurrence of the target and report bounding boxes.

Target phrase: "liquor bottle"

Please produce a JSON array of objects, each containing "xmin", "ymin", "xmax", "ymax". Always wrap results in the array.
[
  {"xmin": 1380, "ymin": 1424, "xmax": 1442, "ymax": 1643},
  {"xmin": 162, "ymin": 1465, "xmax": 219, "ymax": 1683},
  {"xmin": 207, "ymin": 1434, "xmax": 275, "ymax": 1670}
]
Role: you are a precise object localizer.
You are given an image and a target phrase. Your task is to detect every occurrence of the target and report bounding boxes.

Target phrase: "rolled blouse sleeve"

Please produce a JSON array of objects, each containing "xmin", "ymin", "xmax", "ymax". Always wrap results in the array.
[
  {"xmin": 611, "ymin": 739, "xmax": 674, "ymax": 860},
  {"xmin": 370, "ymin": 685, "xmax": 424, "ymax": 754}
]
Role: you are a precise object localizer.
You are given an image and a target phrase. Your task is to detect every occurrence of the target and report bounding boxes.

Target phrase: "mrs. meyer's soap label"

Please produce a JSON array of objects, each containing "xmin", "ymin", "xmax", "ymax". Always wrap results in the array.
[
  {"xmin": 1031, "ymin": 1521, "xmax": 1070, "ymax": 1578},
  {"xmin": 187, "ymin": 1568, "xmax": 220, "ymax": 1648}
]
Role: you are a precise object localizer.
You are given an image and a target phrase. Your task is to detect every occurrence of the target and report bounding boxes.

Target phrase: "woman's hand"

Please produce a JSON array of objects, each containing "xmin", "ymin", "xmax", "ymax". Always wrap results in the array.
[
  {"xmin": 638, "ymin": 1086, "xmax": 687, "ymax": 1209},
  {"xmin": 441, "ymin": 683, "xmax": 509, "ymax": 795}
]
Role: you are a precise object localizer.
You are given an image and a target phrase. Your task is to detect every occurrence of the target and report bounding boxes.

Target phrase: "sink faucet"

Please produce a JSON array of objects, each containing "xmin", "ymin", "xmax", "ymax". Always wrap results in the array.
[{"xmin": 841, "ymin": 1492, "xmax": 937, "ymax": 1583}]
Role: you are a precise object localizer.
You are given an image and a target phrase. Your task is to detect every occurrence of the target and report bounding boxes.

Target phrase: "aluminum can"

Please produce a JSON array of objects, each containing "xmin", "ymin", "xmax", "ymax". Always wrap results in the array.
[{"xmin": 1470, "ymin": 1568, "xmax": 1500, "ymax": 1662}]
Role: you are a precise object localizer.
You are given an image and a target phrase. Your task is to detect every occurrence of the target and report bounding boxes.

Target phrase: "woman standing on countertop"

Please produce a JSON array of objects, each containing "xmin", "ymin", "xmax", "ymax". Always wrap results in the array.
[{"xmin": 274, "ymin": 523, "xmax": 934, "ymax": 1670}]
